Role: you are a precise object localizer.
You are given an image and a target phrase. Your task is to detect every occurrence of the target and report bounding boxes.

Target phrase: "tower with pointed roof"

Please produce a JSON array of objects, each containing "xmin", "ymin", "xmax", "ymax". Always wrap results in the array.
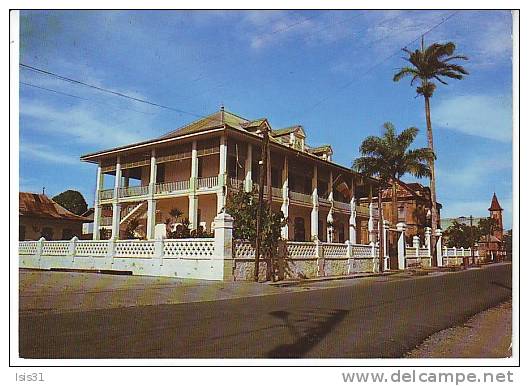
[{"xmin": 489, "ymin": 192, "xmax": 503, "ymax": 241}]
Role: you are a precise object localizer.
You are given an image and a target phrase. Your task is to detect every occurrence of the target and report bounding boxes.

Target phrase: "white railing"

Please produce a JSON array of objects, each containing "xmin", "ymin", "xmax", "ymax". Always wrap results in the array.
[
  {"xmin": 442, "ymin": 246, "xmax": 475, "ymax": 257},
  {"xmin": 118, "ymin": 185, "xmax": 149, "ymax": 198},
  {"xmin": 197, "ymin": 176, "xmax": 218, "ymax": 189},
  {"xmin": 333, "ymin": 201, "xmax": 351, "ymax": 211},
  {"xmin": 19, "ymin": 241, "xmax": 37, "ymax": 255},
  {"xmin": 114, "ymin": 240, "xmax": 156, "ymax": 257},
  {"xmin": 286, "ymin": 242, "xmax": 317, "ymax": 258},
  {"xmin": 99, "ymin": 189, "xmax": 114, "ymax": 200},
  {"xmin": 164, "ymin": 239, "xmax": 215, "ymax": 258},
  {"xmin": 76, "ymin": 241, "xmax": 108, "ymax": 256},
  {"xmin": 155, "ymin": 180, "xmax": 189, "ymax": 194},
  {"xmin": 271, "ymin": 187, "xmax": 283, "ymax": 198},
  {"xmin": 42, "ymin": 241, "xmax": 70, "ymax": 256},
  {"xmin": 100, "ymin": 217, "xmax": 112, "ymax": 226},
  {"xmin": 418, "ymin": 247, "xmax": 430, "ymax": 257},
  {"xmin": 351, "ymin": 244, "xmax": 372, "ymax": 258},
  {"xmin": 228, "ymin": 177, "xmax": 244, "ymax": 190},
  {"xmin": 322, "ymin": 243, "xmax": 348, "ymax": 258},
  {"xmin": 233, "ymin": 240, "xmax": 375, "ymax": 261},
  {"xmin": 289, "ymin": 190, "xmax": 312, "ymax": 203},
  {"xmin": 356, "ymin": 205, "xmax": 370, "ymax": 217},
  {"xmin": 406, "ymin": 247, "xmax": 417, "ymax": 256}
]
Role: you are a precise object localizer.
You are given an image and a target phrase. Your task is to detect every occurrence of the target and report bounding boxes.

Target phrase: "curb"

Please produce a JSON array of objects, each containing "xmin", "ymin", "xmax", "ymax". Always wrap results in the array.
[{"xmin": 268, "ymin": 271, "xmax": 401, "ymax": 287}]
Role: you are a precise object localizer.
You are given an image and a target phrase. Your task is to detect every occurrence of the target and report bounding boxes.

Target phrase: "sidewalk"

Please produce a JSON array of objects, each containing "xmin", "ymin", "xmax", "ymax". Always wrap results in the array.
[
  {"xmin": 405, "ymin": 299, "xmax": 512, "ymax": 358},
  {"xmin": 19, "ymin": 269, "xmax": 300, "ymax": 315}
]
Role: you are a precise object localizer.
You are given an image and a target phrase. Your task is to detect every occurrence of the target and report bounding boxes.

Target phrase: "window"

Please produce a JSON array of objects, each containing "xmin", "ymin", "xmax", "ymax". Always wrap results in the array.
[
  {"xmin": 19, "ymin": 225, "xmax": 26, "ymax": 241},
  {"xmin": 62, "ymin": 228, "xmax": 73, "ymax": 240},
  {"xmin": 294, "ymin": 217, "xmax": 306, "ymax": 242},
  {"xmin": 41, "ymin": 227, "xmax": 53, "ymax": 240},
  {"xmin": 156, "ymin": 163, "xmax": 165, "ymax": 183}
]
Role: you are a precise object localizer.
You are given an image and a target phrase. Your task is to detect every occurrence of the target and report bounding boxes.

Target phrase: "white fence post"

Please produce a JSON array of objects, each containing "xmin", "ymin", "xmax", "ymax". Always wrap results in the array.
[
  {"xmin": 425, "ymin": 227, "xmax": 431, "ymax": 255},
  {"xmin": 36, "ymin": 237, "xmax": 45, "ymax": 257},
  {"xmin": 397, "ymin": 222, "xmax": 406, "ymax": 270},
  {"xmin": 315, "ymin": 239, "xmax": 325, "ymax": 276},
  {"xmin": 154, "ymin": 237, "xmax": 164, "ymax": 266},
  {"xmin": 346, "ymin": 240, "xmax": 353, "ymax": 274},
  {"xmin": 106, "ymin": 239, "xmax": 115, "ymax": 268},
  {"xmin": 213, "ymin": 211, "xmax": 234, "ymax": 260},
  {"xmin": 435, "ymin": 229, "xmax": 443, "ymax": 267},
  {"xmin": 413, "ymin": 235, "xmax": 420, "ymax": 257},
  {"xmin": 69, "ymin": 236, "xmax": 78, "ymax": 262}
]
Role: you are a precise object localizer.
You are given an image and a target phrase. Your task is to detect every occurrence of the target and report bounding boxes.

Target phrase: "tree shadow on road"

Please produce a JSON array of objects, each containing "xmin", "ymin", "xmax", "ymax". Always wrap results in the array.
[{"xmin": 267, "ymin": 308, "xmax": 348, "ymax": 358}]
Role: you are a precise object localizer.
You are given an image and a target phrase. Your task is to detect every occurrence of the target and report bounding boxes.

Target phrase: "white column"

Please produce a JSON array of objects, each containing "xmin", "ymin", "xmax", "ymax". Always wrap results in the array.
[
  {"xmin": 189, "ymin": 194, "xmax": 198, "ymax": 230},
  {"xmin": 368, "ymin": 202, "xmax": 376, "ymax": 243},
  {"xmin": 213, "ymin": 211, "xmax": 235, "ymax": 280},
  {"xmin": 92, "ymin": 163, "xmax": 104, "ymax": 240},
  {"xmin": 245, "ymin": 143, "xmax": 253, "ymax": 192},
  {"xmin": 190, "ymin": 140, "xmax": 198, "ymax": 191},
  {"xmin": 311, "ymin": 164, "xmax": 319, "ymax": 240},
  {"xmin": 219, "ymin": 135, "xmax": 227, "ymax": 185},
  {"xmin": 281, "ymin": 156, "xmax": 289, "ymax": 239},
  {"xmin": 413, "ymin": 235, "xmax": 420, "ymax": 257},
  {"xmin": 111, "ymin": 157, "xmax": 122, "ymax": 240},
  {"xmin": 349, "ymin": 179, "xmax": 356, "ymax": 244},
  {"xmin": 397, "ymin": 222, "xmax": 407, "ymax": 269},
  {"xmin": 383, "ymin": 220, "xmax": 390, "ymax": 270},
  {"xmin": 146, "ymin": 149, "xmax": 157, "ymax": 240},
  {"xmin": 425, "ymin": 227, "xmax": 432, "ymax": 256},
  {"xmin": 327, "ymin": 171, "xmax": 334, "ymax": 242}
]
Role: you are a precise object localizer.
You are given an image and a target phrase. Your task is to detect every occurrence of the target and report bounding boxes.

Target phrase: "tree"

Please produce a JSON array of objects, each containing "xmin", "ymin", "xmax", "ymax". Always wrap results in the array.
[
  {"xmin": 225, "ymin": 188, "xmax": 285, "ymax": 280},
  {"xmin": 393, "ymin": 40, "xmax": 468, "ymax": 232},
  {"xmin": 477, "ymin": 217, "xmax": 498, "ymax": 238},
  {"xmin": 52, "ymin": 190, "xmax": 88, "ymax": 215},
  {"xmin": 353, "ymin": 122, "xmax": 434, "ymax": 227},
  {"xmin": 443, "ymin": 220, "xmax": 479, "ymax": 248}
]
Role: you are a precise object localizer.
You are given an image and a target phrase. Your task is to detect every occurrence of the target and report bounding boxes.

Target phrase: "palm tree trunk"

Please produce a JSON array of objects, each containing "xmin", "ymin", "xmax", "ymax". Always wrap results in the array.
[
  {"xmin": 424, "ymin": 95, "xmax": 439, "ymax": 266},
  {"xmin": 392, "ymin": 180, "xmax": 399, "ymax": 227}
]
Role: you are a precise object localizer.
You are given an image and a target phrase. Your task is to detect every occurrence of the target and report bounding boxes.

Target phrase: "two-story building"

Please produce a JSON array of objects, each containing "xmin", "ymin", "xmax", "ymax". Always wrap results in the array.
[{"xmin": 81, "ymin": 108, "xmax": 381, "ymax": 243}]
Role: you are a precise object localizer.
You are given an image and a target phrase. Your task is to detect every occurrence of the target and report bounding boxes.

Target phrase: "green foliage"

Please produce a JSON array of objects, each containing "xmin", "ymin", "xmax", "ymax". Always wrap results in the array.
[
  {"xmin": 443, "ymin": 220, "xmax": 479, "ymax": 248},
  {"xmin": 477, "ymin": 217, "xmax": 498, "ymax": 237},
  {"xmin": 164, "ymin": 207, "xmax": 212, "ymax": 239},
  {"xmin": 123, "ymin": 219, "xmax": 141, "ymax": 240},
  {"xmin": 52, "ymin": 190, "xmax": 88, "ymax": 215},
  {"xmin": 225, "ymin": 188, "xmax": 286, "ymax": 259},
  {"xmin": 504, "ymin": 230, "xmax": 512, "ymax": 254},
  {"xmin": 393, "ymin": 41, "xmax": 468, "ymax": 98},
  {"xmin": 353, "ymin": 122, "xmax": 434, "ymax": 183}
]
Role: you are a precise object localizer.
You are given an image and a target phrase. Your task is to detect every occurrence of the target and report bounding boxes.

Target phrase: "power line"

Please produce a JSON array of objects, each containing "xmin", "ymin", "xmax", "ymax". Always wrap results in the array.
[
  {"xmin": 20, "ymin": 63, "xmax": 220, "ymax": 123},
  {"xmin": 20, "ymin": 81, "xmax": 155, "ymax": 116},
  {"xmin": 298, "ymin": 11, "xmax": 459, "ymax": 115}
]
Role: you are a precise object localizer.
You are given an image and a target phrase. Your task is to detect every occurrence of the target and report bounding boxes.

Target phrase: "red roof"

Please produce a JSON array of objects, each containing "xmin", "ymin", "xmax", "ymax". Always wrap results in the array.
[
  {"xmin": 19, "ymin": 192, "xmax": 87, "ymax": 222},
  {"xmin": 488, "ymin": 193, "xmax": 503, "ymax": 211}
]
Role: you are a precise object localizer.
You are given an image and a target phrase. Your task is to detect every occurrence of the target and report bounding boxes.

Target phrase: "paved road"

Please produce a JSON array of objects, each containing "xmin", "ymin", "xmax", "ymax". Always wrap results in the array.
[{"xmin": 19, "ymin": 263, "xmax": 512, "ymax": 358}]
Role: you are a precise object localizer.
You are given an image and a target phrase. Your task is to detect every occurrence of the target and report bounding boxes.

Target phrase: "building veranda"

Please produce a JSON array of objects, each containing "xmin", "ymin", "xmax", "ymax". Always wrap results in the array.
[{"xmin": 19, "ymin": 108, "xmax": 490, "ymax": 280}]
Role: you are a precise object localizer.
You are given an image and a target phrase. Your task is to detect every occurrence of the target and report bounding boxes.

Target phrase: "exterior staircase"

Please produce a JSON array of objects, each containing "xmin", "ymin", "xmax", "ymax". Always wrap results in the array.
[{"xmin": 120, "ymin": 201, "xmax": 148, "ymax": 226}]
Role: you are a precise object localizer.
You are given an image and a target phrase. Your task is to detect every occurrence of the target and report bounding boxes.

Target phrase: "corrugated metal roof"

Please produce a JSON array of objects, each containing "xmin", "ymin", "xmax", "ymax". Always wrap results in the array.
[{"xmin": 19, "ymin": 192, "xmax": 88, "ymax": 222}]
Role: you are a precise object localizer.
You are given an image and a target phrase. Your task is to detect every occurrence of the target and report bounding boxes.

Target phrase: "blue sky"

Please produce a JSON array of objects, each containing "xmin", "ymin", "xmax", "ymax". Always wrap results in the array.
[{"xmin": 18, "ymin": 10, "xmax": 513, "ymax": 228}]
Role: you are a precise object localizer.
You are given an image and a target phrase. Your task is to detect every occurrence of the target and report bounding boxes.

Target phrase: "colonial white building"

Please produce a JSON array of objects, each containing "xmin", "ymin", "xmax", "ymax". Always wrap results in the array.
[{"xmin": 81, "ymin": 108, "xmax": 382, "ymax": 244}]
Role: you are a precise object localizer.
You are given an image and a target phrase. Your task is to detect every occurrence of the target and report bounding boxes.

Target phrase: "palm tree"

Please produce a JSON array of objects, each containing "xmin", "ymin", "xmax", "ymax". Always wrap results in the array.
[
  {"xmin": 353, "ymin": 122, "xmax": 434, "ymax": 227},
  {"xmin": 393, "ymin": 39, "xmax": 468, "ymax": 233}
]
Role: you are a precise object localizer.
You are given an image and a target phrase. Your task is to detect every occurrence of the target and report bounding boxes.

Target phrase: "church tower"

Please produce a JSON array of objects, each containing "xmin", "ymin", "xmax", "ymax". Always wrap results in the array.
[{"xmin": 488, "ymin": 193, "xmax": 504, "ymax": 241}]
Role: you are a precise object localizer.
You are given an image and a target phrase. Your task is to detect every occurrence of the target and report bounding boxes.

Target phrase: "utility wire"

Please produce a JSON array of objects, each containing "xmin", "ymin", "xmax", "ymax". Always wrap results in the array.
[
  {"xmin": 298, "ymin": 11, "xmax": 459, "ymax": 115},
  {"xmin": 20, "ymin": 63, "xmax": 222, "ymax": 125},
  {"xmin": 20, "ymin": 81, "xmax": 155, "ymax": 115}
]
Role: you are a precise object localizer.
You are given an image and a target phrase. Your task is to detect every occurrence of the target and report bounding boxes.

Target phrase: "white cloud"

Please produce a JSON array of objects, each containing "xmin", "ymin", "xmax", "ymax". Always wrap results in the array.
[
  {"xmin": 20, "ymin": 142, "xmax": 79, "ymax": 165},
  {"xmin": 431, "ymin": 94, "xmax": 512, "ymax": 143},
  {"xmin": 20, "ymin": 99, "xmax": 150, "ymax": 148}
]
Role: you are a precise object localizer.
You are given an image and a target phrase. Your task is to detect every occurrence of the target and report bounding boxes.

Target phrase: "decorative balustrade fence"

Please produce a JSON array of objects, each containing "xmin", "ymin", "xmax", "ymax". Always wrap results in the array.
[
  {"xmin": 118, "ymin": 185, "xmax": 149, "ymax": 198},
  {"xmin": 197, "ymin": 176, "xmax": 218, "ymax": 189},
  {"xmin": 155, "ymin": 180, "xmax": 189, "ymax": 194}
]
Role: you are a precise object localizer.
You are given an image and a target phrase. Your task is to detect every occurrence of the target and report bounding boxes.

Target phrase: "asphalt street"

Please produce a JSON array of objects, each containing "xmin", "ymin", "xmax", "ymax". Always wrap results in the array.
[{"xmin": 19, "ymin": 263, "xmax": 512, "ymax": 358}]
